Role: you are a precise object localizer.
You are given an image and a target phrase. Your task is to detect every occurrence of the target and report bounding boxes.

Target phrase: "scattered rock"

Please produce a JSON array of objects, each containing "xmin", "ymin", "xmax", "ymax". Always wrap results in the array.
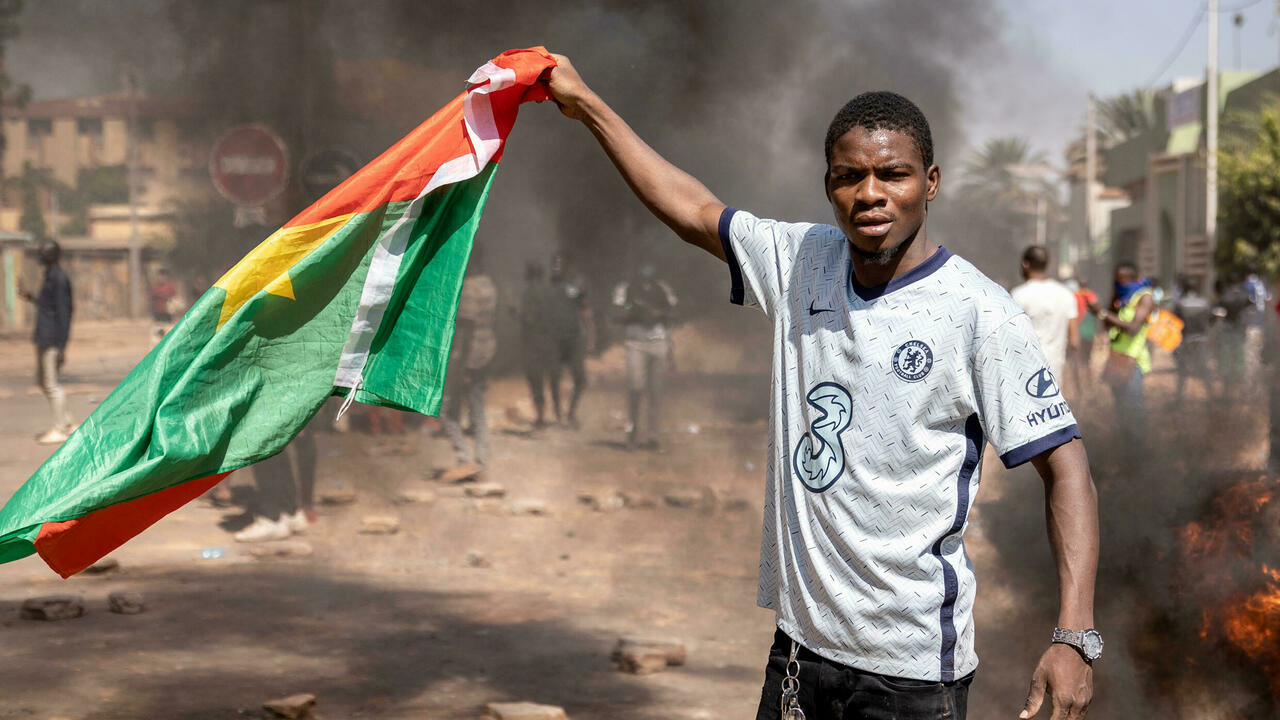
[
  {"xmin": 21, "ymin": 595, "xmax": 85, "ymax": 621},
  {"xmin": 262, "ymin": 692, "xmax": 317, "ymax": 719},
  {"xmin": 317, "ymin": 487, "xmax": 357, "ymax": 505},
  {"xmin": 82, "ymin": 557, "xmax": 121, "ymax": 575},
  {"xmin": 464, "ymin": 482, "xmax": 507, "ymax": 498},
  {"xmin": 107, "ymin": 591, "xmax": 145, "ymax": 615},
  {"xmin": 618, "ymin": 491, "xmax": 657, "ymax": 509},
  {"xmin": 719, "ymin": 495, "xmax": 753, "ymax": 513},
  {"xmin": 466, "ymin": 550, "xmax": 491, "ymax": 568},
  {"xmin": 612, "ymin": 637, "xmax": 687, "ymax": 666},
  {"xmin": 616, "ymin": 645, "xmax": 669, "ymax": 675},
  {"xmin": 484, "ymin": 701, "xmax": 569, "ymax": 720},
  {"xmin": 248, "ymin": 540, "xmax": 314, "ymax": 558},
  {"xmin": 359, "ymin": 515, "xmax": 401, "ymax": 534},
  {"xmin": 509, "ymin": 498, "xmax": 549, "ymax": 516},
  {"xmin": 469, "ymin": 498, "xmax": 506, "ymax": 515},
  {"xmin": 437, "ymin": 463, "xmax": 483, "ymax": 484},
  {"xmin": 394, "ymin": 487, "xmax": 438, "ymax": 506},
  {"xmin": 578, "ymin": 490, "xmax": 624, "ymax": 512},
  {"xmin": 663, "ymin": 488, "xmax": 716, "ymax": 511}
]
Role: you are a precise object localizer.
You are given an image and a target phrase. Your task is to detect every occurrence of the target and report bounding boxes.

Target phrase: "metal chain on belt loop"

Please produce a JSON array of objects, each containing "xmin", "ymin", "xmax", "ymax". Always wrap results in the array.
[{"xmin": 780, "ymin": 639, "xmax": 806, "ymax": 720}]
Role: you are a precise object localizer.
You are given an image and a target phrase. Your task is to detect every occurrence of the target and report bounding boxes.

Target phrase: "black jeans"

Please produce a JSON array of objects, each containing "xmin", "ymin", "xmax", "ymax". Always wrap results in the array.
[{"xmin": 756, "ymin": 628, "xmax": 973, "ymax": 720}]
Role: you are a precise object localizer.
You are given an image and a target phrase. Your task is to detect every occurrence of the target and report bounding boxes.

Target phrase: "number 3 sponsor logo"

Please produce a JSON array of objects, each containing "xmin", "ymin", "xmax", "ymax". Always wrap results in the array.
[{"xmin": 792, "ymin": 382, "xmax": 853, "ymax": 492}]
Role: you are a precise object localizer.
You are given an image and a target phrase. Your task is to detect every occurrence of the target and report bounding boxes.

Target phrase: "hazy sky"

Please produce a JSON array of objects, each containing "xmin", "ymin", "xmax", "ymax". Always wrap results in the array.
[
  {"xmin": 971, "ymin": 0, "xmax": 1280, "ymax": 161},
  {"xmin": 9, "ymin": 1, "xmax": 1280, "ymax": 168}
]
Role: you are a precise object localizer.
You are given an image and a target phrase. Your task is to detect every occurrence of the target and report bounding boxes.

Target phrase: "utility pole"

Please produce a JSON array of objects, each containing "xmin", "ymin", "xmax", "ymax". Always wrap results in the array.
[
  {"xmin": 1085, "ymin": 94, "xmax": 1098, "ymax": 277},
  {"xmin": 125, "ymin": 67, "xmax": 143, "ymax": 319},
  {"xmin": 1207, "ymin": 0, "xmax": 1220, "ymax": 293}
]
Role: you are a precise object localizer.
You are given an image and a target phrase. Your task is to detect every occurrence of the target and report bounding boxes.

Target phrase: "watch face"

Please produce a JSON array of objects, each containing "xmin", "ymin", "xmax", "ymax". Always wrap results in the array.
[{"xmin": 1082, "ymin": 630, "xmax": 1104, "ymax": 659}]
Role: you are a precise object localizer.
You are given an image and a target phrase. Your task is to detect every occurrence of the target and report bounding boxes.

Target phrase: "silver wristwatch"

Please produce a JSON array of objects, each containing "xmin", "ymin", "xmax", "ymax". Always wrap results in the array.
[{"xmin": 1052, "ymin": 627, "xmax": 1103, "ymax": 662}]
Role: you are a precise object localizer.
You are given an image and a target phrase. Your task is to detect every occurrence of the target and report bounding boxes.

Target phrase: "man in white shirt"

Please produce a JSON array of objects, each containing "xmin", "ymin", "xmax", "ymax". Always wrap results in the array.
[
  {"xmin": 544, "ymin": 54, "xmax": 1100, "ymax": 720},
  {"xmin": 1010, "ymin": 246, "xmax": 1079, "ymax": 380}
]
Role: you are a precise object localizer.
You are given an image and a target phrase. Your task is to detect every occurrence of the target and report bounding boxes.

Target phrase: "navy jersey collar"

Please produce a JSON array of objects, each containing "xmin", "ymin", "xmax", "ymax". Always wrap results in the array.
[{"xmin": 848, "ymin": 245, "xmax": 951, "ymax": 301}]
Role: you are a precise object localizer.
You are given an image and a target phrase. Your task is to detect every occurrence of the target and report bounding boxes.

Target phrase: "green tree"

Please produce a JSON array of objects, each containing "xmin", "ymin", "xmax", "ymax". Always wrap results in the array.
[
  {"xmin": 1216, "ymin": 102, "xmax": 1280, "ymax": 279},
  {"xmin": 954, "ymin": 137, "xmax": 1059, "ymax": 265},
  {"xmin": 18, "ymin": 162, "xmax": 45, "ymax": 241},
  {"xmin": 0, "ymin": 0, "xmax": 30, "ymax": 158},
  {"xmin": 1098, "ymin": 89, "xmax": 1159, "ymax": 142}
]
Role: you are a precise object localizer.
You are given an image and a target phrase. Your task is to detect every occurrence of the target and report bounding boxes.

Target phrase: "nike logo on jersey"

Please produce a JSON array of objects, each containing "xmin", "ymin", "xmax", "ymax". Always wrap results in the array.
[{"xmin": 808, "ymin": 300, "xmax": 834, "ymax": 316}]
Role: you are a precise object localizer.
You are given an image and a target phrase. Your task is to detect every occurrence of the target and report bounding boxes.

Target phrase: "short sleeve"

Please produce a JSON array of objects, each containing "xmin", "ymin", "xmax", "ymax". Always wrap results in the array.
[
  {"xmin": 973, "ymin": 313, "xmax": 1081, "ymax": 468},
  {"xmin": 1064, "ymin": 286, "xmax": 1080, "ymax": 320},
  {"xmin": 718, "ymin": 208, "xmax": 803, "ymax": 317}
]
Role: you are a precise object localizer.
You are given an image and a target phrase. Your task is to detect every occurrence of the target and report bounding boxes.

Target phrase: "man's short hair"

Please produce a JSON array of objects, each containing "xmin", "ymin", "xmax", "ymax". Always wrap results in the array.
[
  {"xmin": 824, "ymin": 91, "xmax": 934, "ymax": 169},
  {"xmin": 1116, "ymin": 261, "xmax": 1138, "ymax": 275},
  {"xmin": 1021, "ymin": 245, "xmax": 1049, "ymax": 273}
]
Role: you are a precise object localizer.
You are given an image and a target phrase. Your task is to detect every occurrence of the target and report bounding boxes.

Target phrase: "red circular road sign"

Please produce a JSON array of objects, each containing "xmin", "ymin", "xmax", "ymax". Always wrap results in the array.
[{"xmin": 209, "ymin": 124, "xmax": 289, "ymax": 207}]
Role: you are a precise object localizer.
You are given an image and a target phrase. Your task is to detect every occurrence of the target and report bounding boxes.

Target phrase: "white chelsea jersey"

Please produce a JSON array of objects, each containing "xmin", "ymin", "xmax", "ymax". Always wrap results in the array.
[{"xmin": 720, "ymin": 208, "xmax": 1079, "ymax": 682}]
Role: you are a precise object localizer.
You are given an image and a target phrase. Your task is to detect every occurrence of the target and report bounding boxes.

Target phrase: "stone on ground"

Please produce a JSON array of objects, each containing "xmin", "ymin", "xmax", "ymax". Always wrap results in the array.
[
  {"xmin": 509, "ymin": 498, "xmax": 549, "ymax": 516},
  {"xmin": 394, "ymin": 487, "xmax": 438, "ymax": 505},
  {"xmin": 358, "ymin": 515, "xmax": 401, "ymax": 534},
  {"xmin": 663, "ymin": 488, "xmax": 715, "ymax": 510},
  {"xmin": 317, "ymin": 487, "xmax": 357, "ymax": 505},
  {"xmin": 612, "ymin": 636, "xmax": 687, "ymax": 666},
  {"xmin": 107, "ymin": 591, "xmax": 145, "ymax": 615},
  {"xmin": 616, "ymin": 645, "xmax": 669, "ymax": 675},
  {"xmin": 21, "ymin": 595, "xmax": 85, "ymax": 621},
  {"xmin": 618, "ymin": 490, "xmax": 658, "ymax": 509},
  {"xmin": 484, "ymin": 701, "xmax": 569, "ymax": 720},
  {"xmin": 262, "ymin": 692, "xmax": 316, "ymax": 719},
  {"xmin": 248, "ymin": 540, "xmax": 314, "ymax": 558},
  {"xmin": 578, "ymin": 490, "xmax": 624, "ymax": 512},
  {"xmin": 464, "ymin": 482, "xmax": 507, "ymax": 498},
  {"xmin": 466, "ymin": 550, "xmax": 491, "ymax": 568}
]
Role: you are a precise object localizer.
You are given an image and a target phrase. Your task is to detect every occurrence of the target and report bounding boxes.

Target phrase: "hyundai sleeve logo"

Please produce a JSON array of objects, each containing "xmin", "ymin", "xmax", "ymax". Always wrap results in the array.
[{"xmin": 1025, "ymin": 368, "xmax": 1060, "ymax": 398}]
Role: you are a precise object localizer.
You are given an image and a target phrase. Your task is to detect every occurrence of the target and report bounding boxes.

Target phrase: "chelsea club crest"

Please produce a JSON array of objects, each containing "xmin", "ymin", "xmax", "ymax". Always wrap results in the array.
[{"xmin": 892, "ymin": 340, "xmax": 933, "ymax": 382}]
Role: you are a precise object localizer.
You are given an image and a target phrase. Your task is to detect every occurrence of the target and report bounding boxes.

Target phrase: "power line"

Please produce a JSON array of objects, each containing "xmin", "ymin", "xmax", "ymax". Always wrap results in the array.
[
  {"xmin": 1144, "ymin": 3, "xmax": 1208, "ymax": 88},
  {"xmin": 1217, "ymin": 0, "xmax": 1265, "ymax": 12}
]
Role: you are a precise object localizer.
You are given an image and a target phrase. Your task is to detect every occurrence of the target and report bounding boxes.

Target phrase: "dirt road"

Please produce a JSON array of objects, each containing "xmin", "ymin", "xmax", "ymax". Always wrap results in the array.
[{"xmin": 0, "ymin": 319, "xmax": 1260, "ymax": 719}]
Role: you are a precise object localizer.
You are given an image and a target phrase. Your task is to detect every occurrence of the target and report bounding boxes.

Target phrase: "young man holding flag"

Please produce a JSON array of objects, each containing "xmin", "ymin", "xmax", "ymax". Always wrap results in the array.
[{"xmin": 543, "ymin": 55, "xmax": 1100, "ymax": 720}]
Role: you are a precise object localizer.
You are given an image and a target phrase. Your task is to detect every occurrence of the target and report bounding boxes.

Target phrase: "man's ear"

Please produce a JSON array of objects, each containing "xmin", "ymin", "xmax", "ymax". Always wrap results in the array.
[
  {"xmin": 822, "ymin": 168, "xmax": 833, "ymax": 204},
  {"xmin": 926, "ymin": 164, "xmax": 941, "ymax": 202}
]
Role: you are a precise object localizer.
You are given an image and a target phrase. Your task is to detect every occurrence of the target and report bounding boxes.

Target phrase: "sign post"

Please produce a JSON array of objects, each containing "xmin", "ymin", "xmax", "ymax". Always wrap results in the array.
[{"xmin": 209, "ymin": 124, "xmax": 289, "ymax": 228}]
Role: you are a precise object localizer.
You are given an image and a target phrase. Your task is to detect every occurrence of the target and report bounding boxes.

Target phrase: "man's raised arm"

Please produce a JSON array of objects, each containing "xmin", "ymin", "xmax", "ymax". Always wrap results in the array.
[{"xmin": 545, "ymin": 54, "xmax": 727, "ymax": 261}]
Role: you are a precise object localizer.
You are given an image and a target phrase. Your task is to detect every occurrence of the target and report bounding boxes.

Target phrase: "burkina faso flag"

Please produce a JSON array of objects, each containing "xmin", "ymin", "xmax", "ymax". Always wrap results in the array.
[{"xmin": 0, "ymin": 47, "xmax": 557, "ymax": 578}]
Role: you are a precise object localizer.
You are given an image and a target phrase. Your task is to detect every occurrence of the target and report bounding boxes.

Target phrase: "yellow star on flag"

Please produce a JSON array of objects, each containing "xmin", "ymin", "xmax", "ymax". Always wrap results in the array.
[{"xmin": 212, "ymin": 213, "xmax": 355, "ymax": 329}]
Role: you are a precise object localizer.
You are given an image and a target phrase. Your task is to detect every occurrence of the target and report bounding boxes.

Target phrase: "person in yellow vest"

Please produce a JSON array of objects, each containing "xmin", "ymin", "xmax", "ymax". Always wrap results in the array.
[{"xmin": 1092, "ymin": 262, "xmax": 1156, "ymax": 439}]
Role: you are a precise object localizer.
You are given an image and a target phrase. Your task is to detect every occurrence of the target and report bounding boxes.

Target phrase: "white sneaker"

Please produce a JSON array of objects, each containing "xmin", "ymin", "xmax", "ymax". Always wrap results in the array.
[
  {"xmin": 233, "ymin": 517, "xmax": 292, "ymax": 543},
  {"xmin": 35, "ymin": 429, "xmax": 69, "ymax": 445},
  {"xmin": 284, "ymin": 510, "xmax": 310, "ymax": 534}
]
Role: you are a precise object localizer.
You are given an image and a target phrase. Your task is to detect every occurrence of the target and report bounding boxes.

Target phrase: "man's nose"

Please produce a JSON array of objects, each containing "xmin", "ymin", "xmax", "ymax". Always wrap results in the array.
[{"xmin": 854, "ymin": 176, "xmax": 887, "ymax": 206}]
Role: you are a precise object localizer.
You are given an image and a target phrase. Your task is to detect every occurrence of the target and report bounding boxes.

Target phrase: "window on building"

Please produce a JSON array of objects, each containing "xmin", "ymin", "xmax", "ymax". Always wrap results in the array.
[
  {"xmin": 76, "ymin": 117, "xmax": 103, "ymax": 135},
  {"xmin": 27, "ymin": 118, "xmax": 52, "ymax": 136}
]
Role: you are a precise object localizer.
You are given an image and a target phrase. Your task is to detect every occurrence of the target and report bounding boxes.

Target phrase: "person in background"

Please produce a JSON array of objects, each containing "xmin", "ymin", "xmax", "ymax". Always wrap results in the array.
[
  {"xmin": 1094, "ymin": 262, "xmax": 1155, "ymax": 441},
  {"xmin": 1010, "ymin": 245, "xmax": 1078, "ymax": 381},
  {"xmin": 547, "ymin": 253, "xmax": 594, "ymax": 428},
  {"xmin": 518, "ymin": 261, "xmax": 555, "ymax": 428},
  {"xmin": 441, "ymin": 248, "xmax": 498, "ymax": 468},
  {"xmin": 1216, "ymin": 275, "xmax": 1252, "ymax": 403},
  {"xmin": 234, "ymin": 426, "xmax": 317, "ymax": 542},
  {"xmin": 18, "ymin": 240, "xmax": 75, "ymax": 445},
  {"xmin": 1172, "ymin": 275, "xmax": 1214, "ymax": 405},
  {"xmin": 613, "ymin": 263, "xmax": 678, "ymax": 450},
  {"xmin": 1070, "ymin": 277, "xmax": 1099, "ymax": 392},
  {"xmin": 148, "ymin": 266, "xmax": 179, "ymax": 343}
]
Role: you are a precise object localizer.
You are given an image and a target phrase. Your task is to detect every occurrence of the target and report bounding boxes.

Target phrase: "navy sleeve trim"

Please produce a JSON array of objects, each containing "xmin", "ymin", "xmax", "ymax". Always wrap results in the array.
[
  {"xmin": 999, "ymin": 424, "xmax": 1081, "ymax": 469},
  {"xmin": 719, "ymin": 206, "xmax": 744, "ymax": 306}
]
